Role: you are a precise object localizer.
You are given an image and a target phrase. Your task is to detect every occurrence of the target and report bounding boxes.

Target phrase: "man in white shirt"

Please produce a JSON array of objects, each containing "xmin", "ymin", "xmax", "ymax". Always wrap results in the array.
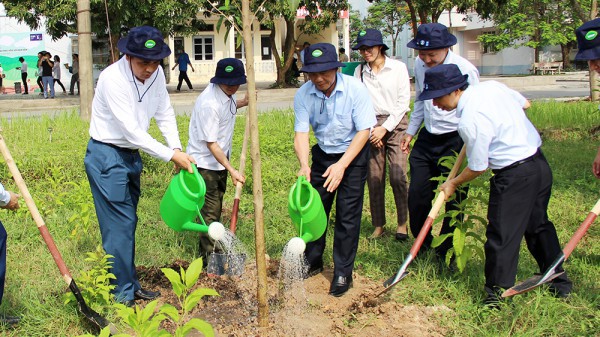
[
  {"xmin": 84, "ymin": 26, "xmax": 195, "ymax": 306},
  {"xmin": 422, "ymin": 64, "xmax": 572, "ymax": 307},
  {"xmin": 401, "ymin": 23, "xmax": 479, "ymax": 263},
  {"xmin": 17, "ymin": 57, "xmax": 28, "ymax": 95},
  {"xmin": 187, "ymin": 58, "xmax": 248, "ymax": 263}
]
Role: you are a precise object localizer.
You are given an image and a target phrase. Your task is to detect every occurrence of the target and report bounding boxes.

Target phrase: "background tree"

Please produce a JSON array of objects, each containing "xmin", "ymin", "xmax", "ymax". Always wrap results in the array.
[
  {"xmin": 364, "ymin": 0, "xmax": 411, "ymax": 56},
  {"xmin": 477, "ymin": 0, "xmax": 589, "ymax": 67},
  {"xmin": 349, "ymin": 9, "xmax": 367, "ymax": 61},
  {"xmin": 3, "ymin": 0, "xmax": 208, "ymax": 64}
]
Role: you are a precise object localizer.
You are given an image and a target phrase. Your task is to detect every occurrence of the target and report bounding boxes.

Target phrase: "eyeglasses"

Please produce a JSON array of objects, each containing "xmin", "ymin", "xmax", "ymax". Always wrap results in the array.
[{"xmin": 358, "ymin": 46, "xmax": 375, "ymax": 53}]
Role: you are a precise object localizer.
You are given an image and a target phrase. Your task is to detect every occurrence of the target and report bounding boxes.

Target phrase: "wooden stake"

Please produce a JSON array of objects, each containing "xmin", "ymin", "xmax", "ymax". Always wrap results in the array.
[{"xmin": 241, "ymin": 0, "xmax": 269, "ymax": 327}]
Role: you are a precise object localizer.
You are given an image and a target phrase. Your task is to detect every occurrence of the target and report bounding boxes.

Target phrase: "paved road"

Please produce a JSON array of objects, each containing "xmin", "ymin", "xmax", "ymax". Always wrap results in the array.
[{"xmin": 0, "ymin": 72, "xmax": 592, "ymax": 118}]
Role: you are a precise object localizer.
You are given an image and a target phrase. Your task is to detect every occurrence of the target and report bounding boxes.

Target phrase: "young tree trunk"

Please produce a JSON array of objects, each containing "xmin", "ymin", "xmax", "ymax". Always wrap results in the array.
[
  {"xmin": 560, "ymin": 44, "xmax": 571, "ymax": 70},
  {"xmin": 241, "ymin": 0, "xmax": 269, "ymax": 328},
  {"xmin": 273, "ymin": 18, "xmax": 297, "ymax": 87}
]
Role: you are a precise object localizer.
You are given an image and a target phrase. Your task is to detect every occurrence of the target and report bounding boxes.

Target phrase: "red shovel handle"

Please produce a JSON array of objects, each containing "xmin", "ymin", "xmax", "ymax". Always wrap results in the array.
[
  {"xmin": 562, "ymin": 198, "xmax": 600, "ymax": 260},
  {"xmin": 230, "ymin": 114, "xmax": 250, "ymax": 233}
]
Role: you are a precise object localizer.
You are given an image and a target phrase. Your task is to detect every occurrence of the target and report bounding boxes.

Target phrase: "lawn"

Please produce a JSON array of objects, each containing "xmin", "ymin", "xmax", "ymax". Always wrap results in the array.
[{"xmin": 0, "ymin": 100, "xmax": 597, "ymax": 336}]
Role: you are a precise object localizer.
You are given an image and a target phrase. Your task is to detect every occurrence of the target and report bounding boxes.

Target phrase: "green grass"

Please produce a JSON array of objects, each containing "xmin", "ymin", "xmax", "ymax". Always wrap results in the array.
[{"xmin": 0, "ymin": 100, "xmax": 598, "ymax": 336}]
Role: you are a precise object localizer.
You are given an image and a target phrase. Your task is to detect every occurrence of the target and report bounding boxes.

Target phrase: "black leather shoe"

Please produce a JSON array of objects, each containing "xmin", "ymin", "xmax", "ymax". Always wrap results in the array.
[
  {"xmin": 134, "ymin": 288, "xmax": 161, "ymax": 301},
  {"xmin": 329, "ymin": 275, "xmax": 353, "ymax": 297},
  {"xmin": 395, "ymin": 233, "xmax": 409, "ymax": 241},
  {"xmin": 0, "ymin": 314, "xmax": 21, "ymax": 326},
  {"xmin": 305, "ymin": 262, "xmax": 324, "ymax": 279}
]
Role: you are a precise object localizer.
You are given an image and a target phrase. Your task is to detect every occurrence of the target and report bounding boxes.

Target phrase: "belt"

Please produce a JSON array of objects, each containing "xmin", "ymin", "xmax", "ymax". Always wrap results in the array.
[
  {"xmin": 492, "ymin": 149, "xmax": 541, "ymax": 174},
  {"xmin": 421, "ymin": 128, "xmax": 460, "ymax": 141},
  {"xmin": 92, "ymin": 139, "xmax": 138, "ymax": 153}
]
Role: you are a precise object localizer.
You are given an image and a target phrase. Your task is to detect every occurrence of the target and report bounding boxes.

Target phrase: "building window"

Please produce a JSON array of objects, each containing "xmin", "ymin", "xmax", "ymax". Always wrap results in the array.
[
  {"xmin": 480, "ymin": 31, "xmax": 498, "ymax": 54},
  {"xmin": 234, "ymin": 34, "xmax": 245, "ymax": 59},
  {"xmin": 261, "ymin": 35, "xmax": 272, "ymax": 60},
  {"xmin": 193, "ymin": 36, "xmax": 214, "ymax": 61}
]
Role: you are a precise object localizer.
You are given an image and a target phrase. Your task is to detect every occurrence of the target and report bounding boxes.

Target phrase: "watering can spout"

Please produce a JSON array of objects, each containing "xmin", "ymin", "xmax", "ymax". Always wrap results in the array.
[
  {"xmin": 180, "ymin": 221, "xmax": 209, "ymax": 233},
  {"xmin": 288, "ymin": 176, "xmax": 327, "ymax": 244}
]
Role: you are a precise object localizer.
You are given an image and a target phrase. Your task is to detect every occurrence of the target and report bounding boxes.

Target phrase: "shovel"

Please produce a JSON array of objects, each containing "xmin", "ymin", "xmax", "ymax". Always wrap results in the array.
[
  {"xmin": 376, "ymin": 145, "xmax": 466, "ymax": 298},
  {"xmin": 502, "ymin": 197, "xmax": 600, "ymax": 298},
  {"xmin": 0, "ymin": 130, "xmax": 114, "ymax": 332},
  {"xmin": 207, "ymin": 115, "xmax": 250, "ymax": 276}
]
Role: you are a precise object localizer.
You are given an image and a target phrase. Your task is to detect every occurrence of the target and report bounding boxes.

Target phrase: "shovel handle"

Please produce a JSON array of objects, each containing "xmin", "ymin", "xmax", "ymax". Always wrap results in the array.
[
  {"xmin": 562, "ymin": 197, "xmax": 600, "ymax": 260},
  {"xmin": 230, "ymin": 114, "xmax": 250, "ymax": 233},
  {"xmin": 0, "ymin": 132, "xmax": 73, "ymax": 284}
]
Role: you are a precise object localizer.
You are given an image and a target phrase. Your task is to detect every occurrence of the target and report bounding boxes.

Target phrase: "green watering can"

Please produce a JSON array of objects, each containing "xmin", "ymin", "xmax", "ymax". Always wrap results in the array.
[
  {"xmin": 160, "ymin": 165, "xmax": 212, "ymax": 233},
  {"xmin": 288, "ymin": 175, "xmax": 327, "ymax": 246}
]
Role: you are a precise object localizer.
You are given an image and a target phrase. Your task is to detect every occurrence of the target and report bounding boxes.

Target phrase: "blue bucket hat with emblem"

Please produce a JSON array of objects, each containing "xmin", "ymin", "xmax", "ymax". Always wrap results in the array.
[
  {"xmin": 352, "ymin": 29, "xmax": 389, "ymax": 51},
  {"xmin": 300, "ymin": 43, "xmax": 346, "ymax": 73},
  {"xmin": 210, "ymin": 58, "xmax": 247, "ymax": 86},
  {"xmin": 407, "ymin": 23, "xmax": 457, "ymax": 50},
  {"xmin": 575, "ymin": 18, "xmax": 600, "ymax": 60},
  {"xmin": 418, "ymin": 64, "xmax": 468, "ymax": 101},
  {"xmin": 117, "ymin": 26, "xmax": 171, "ymax": 60}
]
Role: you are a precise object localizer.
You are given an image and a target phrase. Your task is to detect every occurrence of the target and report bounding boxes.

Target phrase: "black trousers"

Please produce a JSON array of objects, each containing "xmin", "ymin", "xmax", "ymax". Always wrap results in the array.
[
  {"xmin": 197, "ymin": 168, "xmax": 227, "ymax": 258},
  {"xmin": 408, "ymin": 128, "xmax": 467, "ymax": 257},
  {"xmin": 21, "ymin": 72, "xmax": 28, "ymax": 93},
  {"xmin": 177, "ymin": 71, "xmax": 193, "ymax": 90},
  {"xmin": 485, "ymin": 150, "xmax": 572, "ymax": 296},
  {"xmin": 305, "ymin": 144, "xmax": 369, "ymax": 278}
]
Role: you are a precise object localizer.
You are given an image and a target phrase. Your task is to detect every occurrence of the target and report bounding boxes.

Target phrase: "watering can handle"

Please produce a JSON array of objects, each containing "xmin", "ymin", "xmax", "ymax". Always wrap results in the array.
[{"xmin": 295, "ymin": 176, "xmax": 310, "ymax": 217}]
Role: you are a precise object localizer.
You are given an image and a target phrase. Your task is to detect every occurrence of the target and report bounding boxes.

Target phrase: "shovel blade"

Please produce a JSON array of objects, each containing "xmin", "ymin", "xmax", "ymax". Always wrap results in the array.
[
  {"xmin": 377, "ymin": 271, "xmax": 409, "ymax": 298},
  {"xmin": 502, "ymin": 271, "xmax": 565, "ymax": 298}
]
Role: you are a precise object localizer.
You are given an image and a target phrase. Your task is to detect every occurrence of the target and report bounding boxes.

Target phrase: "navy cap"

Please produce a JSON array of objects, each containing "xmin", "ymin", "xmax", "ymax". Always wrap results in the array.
[
  {"xmin": 407, "ymin": 23, "xmax": 457, "ymax": 50},
  {"xmin": 352, "ymin": 29, "xmax": 389, "ymax": 51},
  {"xmin": 418, "ymin": 64, "xmax": 468, "ymax": 101},
  {"xmin": 300, "ymin": 43, "xmax": 346, "ymax": 73},
  {"xmin": 210, "ymin": 58, "xmax": 247, "ymax": 86},
  {"xmin": 117, "ymin": 26, "xmax": 171, "ymax": 61},
  {"xmin": 575, "ymin": 18, "xmax": 600, "ymax": 61}
]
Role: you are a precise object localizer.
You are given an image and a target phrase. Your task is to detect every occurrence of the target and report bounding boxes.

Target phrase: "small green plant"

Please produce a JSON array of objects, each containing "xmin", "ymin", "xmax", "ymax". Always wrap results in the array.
[
  {"xmin": 64, "ymin": 245, "xmax": 116, "ymax": 315},
  {"xmin": 160, "ymin": 257, "xmax": 218, "ymax": 337},
  {"xmin": 431, "ymin": 152, "xmax": 487, "ymax": 272},
  {"xmin": 65, "ymin": 178, "xmax": 97, "ymax": 239},
  {"xmin": 83, "ymin": 258, "xmax": 218, "ymax": 337}
]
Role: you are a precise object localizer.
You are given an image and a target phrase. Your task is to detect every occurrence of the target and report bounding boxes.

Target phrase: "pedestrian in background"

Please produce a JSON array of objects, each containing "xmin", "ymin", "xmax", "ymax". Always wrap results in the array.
[
  {"xmin": 39, "ymin": 51, "xmax": 55, "ymax": 99},
  {"xmin": 52, "ymin": 55, "xmax": 67, "ymax": 95},
  {"xmin": 65, "ymin": 54, "xmax": 79, "ymax": 95},
  {"xmin": 294, "ymin": 43, "xmax": 376, "ymax": 297},
  {"xmin": 17, "ymin": 57, "xmax": 28, "ymax": 95},
  {"xmin": 401, "ymin": 23, "xmax": 480, "ymax": 263},
  {"xmin": 573, "ymin": 18, "xmax": 600, "ymax": 179},
  {"xmin": 0, "ymin": 63, "xmax": 5, "ymax": 94},
  {"xmin": 352, "ymin": 29, "xmax": 411, "ymax": 241},
  {"xmin": 171, "ymin": 49, "xmax": 195, "ymax": 92},
  {"xmin": 338, "ymin": 47, "xmax": 349, "ymax": 63},
  {"xmin": 299, "ymin": 42, "xmax": 311, "ymax": 82}
]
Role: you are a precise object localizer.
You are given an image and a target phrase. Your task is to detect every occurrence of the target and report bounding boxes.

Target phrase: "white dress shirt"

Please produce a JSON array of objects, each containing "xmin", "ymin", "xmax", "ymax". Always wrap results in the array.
[
  {"xmin": 89, "ymin": 56, "xmax": 182, "ymax": 162},
  {"xmin": 353, "ymin": 56, "xmax": 411, "ymax": 131},
  {"xmin": 187, "ymin": 83, "xmax": 237, "ymax": 171},
  {"xmin": 456, "ymin": 81, "xmax": 540, "ymax": 171},
  {"xmin": 408, "ymin": 50, "xmax": 480, "ymax": 136}
]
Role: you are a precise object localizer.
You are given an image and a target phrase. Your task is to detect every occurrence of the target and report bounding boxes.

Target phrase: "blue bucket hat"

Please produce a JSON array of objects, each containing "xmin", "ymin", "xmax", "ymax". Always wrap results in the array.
[
  {"xmin": 210, "ymin": 58, "xmax": 247, "ymax": 86},
  {"xmin": 352, "ymin": 29, "xmax": 389, "ymax": 51},
  {"xmin": 407, "ymin": 23, "xmax": 457, "ymax": 50},
  {"xmin": 117, "ymin": 26, "xmax": 171, "ymax": 60},
  {"xmin": 300, "ymin": 43, "xmax": 346, "ymax": 73},
  {"xmin": 575, "ymin": 18, "xmax": 600, "ymax": 61},
  {"xmin": 418, "ymin": 64, "xmax": 468, "ymax": 101}
]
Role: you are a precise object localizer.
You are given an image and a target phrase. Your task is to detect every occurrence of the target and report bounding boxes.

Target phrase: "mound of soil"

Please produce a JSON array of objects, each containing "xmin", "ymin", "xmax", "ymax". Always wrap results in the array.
[{"xmin": 137, "ymin": 259, "xmax": 450, "ymax": 337}]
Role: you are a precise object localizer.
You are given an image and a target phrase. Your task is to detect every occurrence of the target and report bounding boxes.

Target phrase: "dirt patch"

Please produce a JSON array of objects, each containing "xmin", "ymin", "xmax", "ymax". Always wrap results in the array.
[{"xmin": 137, "ymin": 260, "xmax": 450, "ymax": 337}]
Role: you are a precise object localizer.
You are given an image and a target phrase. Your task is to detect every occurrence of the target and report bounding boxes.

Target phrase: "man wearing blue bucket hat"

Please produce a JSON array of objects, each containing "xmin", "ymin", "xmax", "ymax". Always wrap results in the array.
[
  {"xmin": 574, "ymin": 18, "xmax": 600, "ymax": 178},
  {"xmin": 187, "ymin": 58, "xmax": 248, "ymax": 262},
  {"xmin": 401, "ymin": 23, "xmax": 480, "ymax": 264},
  {"xmin": 294, "ymin": 42, "xmax": 376, "ymax": 297},
  {"xmin": 84, "ymin": 25, "xmax": 195, "ymax": 306},
  {"xmin": 352, "ymin": 28, "xmax": 411, "ymax": 241},
  {"xmin": 421, "ymin": 64, "xmax": 572, "ymax": 307}
]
